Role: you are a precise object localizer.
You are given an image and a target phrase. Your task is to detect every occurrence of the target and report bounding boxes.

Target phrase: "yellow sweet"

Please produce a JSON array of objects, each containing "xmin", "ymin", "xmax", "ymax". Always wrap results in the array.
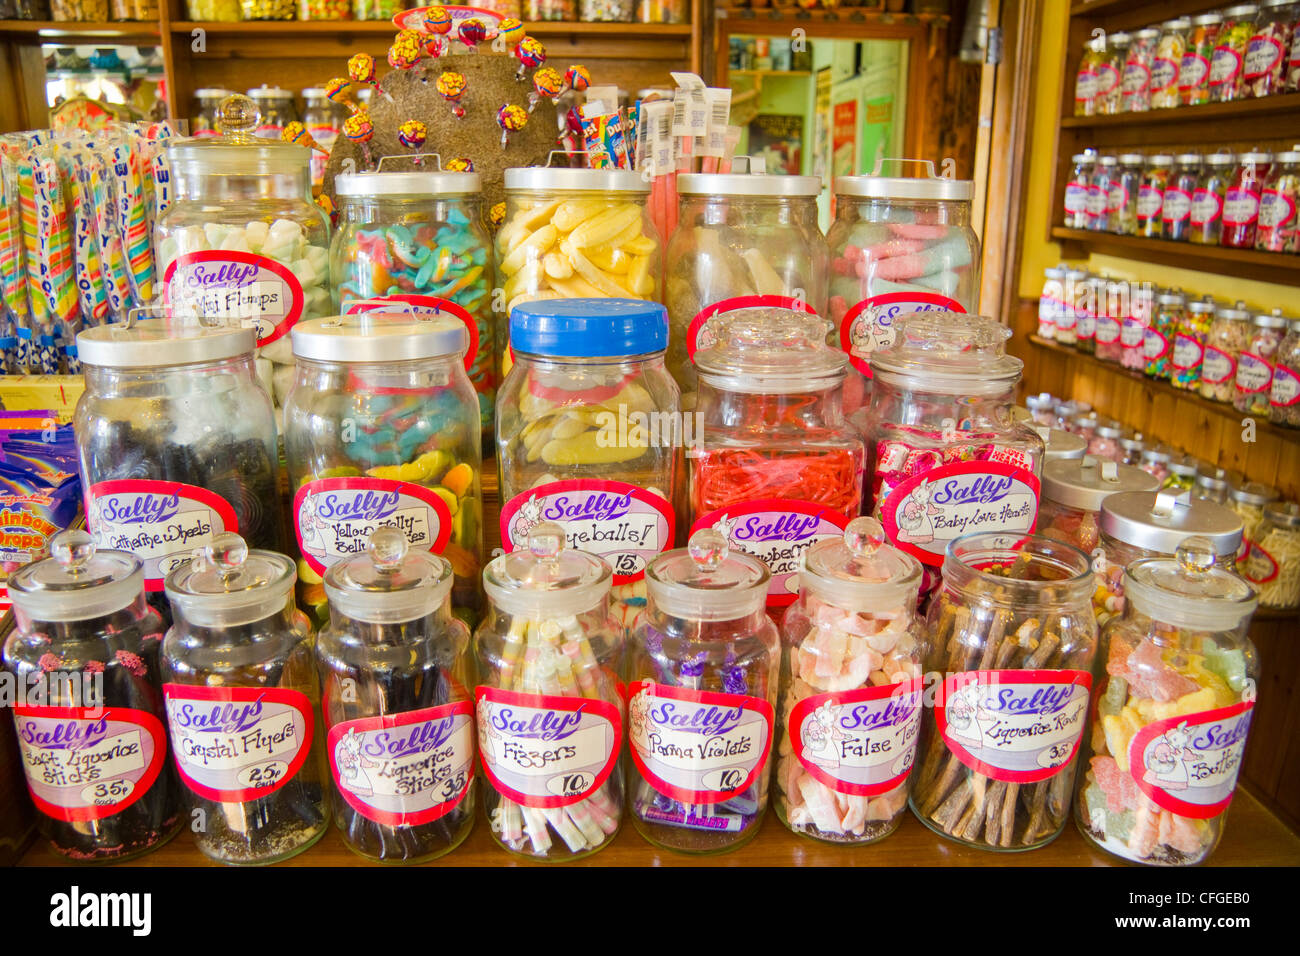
[
  {"xmin": 431, "ymin": 485, "xmax": 459, "ymax": 515},
  {"xmin": 540, "ymin": 429, "xmax": 647, "ymax": 466}
]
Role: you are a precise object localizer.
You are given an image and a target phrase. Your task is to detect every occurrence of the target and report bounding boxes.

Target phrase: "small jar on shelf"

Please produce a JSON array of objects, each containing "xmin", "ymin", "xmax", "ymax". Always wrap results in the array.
[
  {"xmin": 1190, "ymin": 152, "xmax": 1236, "ymax": 246},
  {"xmin": 299, "ymin": 0, "xmax": 350, "ymax": 19},
  {"xmin": 351, "ymin": 0, "xmax": 402, "ymax": 18},
  {"xmin": 1162, "ymin": 153, "xmax": 1201, "ymax": 242},
  {"xmin": 1121, "ymin": 284, "xmax": 1154, "ymax": 372},
  {"xmin": 637, "ymin": 0, "xmax": 684, "ymax": 23},
  {"xmin": 187, "ymin": 0, "xmax": 242, "ymax": 17},
  {"xmin": 1151, "ymin": 18, "xmax": 1190, "ymax": 109},
  {"xmin": 1075, "ymin": 276, "xmax": 1101, "ymax": 354},
  {"xmin": 1162, "ymin": 456, "xmax": 1199, "ymax": 494},
  {"xmin": 240, "ymin": 0, "xmax": 296, "ymax": 20},
  {"xmin": 1055, "ymin": 267, "xmax": 1088, "ymax": 347},
  {"xmin": 1256, "ymin": 148, "xmax": 1300, "ymax": 253},
  {"xmin": 111, "ymin": 0, "xmax": 158, "ymax": 18},
  {"xmin": 1269, "ymin": 317, "xmax": 1300, "ymax": 427},
  {"xmin": 1108, "ymin": 154, "xmax": 1143, "ymax": 236},
  {"xmin": 1088, "ymin": 422, "xmax": 1127, "ymax": 462},
  {"xmin": 1228, "ymin": 479, "xmax": 1280, "ymax": 563},
  {"xmin": 1244, "ymin": 0, "xmax": 1295, "ymax": 97},
  {"xmin": 1094, "ymin": 298, "xmax": 1123, "ymax": 364},
  {"xmin": 1026, "ymin": 391, "xmax": 1058, "ymax": 427},
  {"xmin": 1118, "ymin": 435, "xmax": 1146, "ymax": 467},
  {"xmin": 580, "ymin": 0, "xmax": 632, "ymax": 22},
  {"xmin": 1097, "ymin": 32, "xmax": 1129, "ymax": 114},
  {"xmin": 525, "ymin": 0, "xmax": 575, "ymax": 20},
  {"xmin": 1170, "ymin": 297, "xmax": 1217, "ymax": 390},
  {"xmin": 192, "ymin": 88, "xmax": 234, "ymax": 136},
  {"xmin": 1137, "ymin": 155, "xmax": 1172, "ymax": 239},
  {"xmin": 1088, "ymin": 157, "xmax": 1117, "ymax": 233},
  {"xmin": 1200, "ymin": 301, "xmax": 1252, "ymax": 403},
  {"xmin": 1222, "ymin": 151, "xmax": 1273, "ymax": 249},
  {"xmin": 1246, "ymin": 501, "xmax": 1300, "ymax": 609},
  {"xmin": 1055, "ymin": 399, "xmax": 1092, "ymax": 431},
  {"xmin": 1234, "ymin": 308, "xmax": 1290, "ymax": 417},
  {"xmin": 1121, "ymin": 28, "xmax": 1159, "ymax": 112},
  {"xmin": 51, "ymin": 0, "xmax": 108, "ymax": 19},
  {"xmin": 1037, "ymin": 266, "xmax": 1067, "ymax": 340},
  {"xmin": 1138, "ymin": 448, "xmax": 1171, "ymax": 484},
  {"xmin": 1209, "ymin": 5, "xmax": 1261, "ymax": 103},
  {"xmin": 1181, "ymin": 13, "xmax": 1222, "ymax": 105},
  {"xmin": 1074, "ymin": 38, "xmax": 1103, "ymax": 116},
  {"xmin": 1145, "ymin": 290, "xmax": 1184, "ymax": 381},
  {"xmin": 1192, "ymin": 466, "xmax": 1240, "ymax": 505},
  {"xmin": 1064, "ymin": 153, "xmax": 1094, "ymax": 230}
]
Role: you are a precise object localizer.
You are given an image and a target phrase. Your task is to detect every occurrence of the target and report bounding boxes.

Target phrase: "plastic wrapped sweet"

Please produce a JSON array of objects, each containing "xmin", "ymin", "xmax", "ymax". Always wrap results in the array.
[{"xmin": 1077, "ymin": 538, "xmax": 1258, "ymax": 866}]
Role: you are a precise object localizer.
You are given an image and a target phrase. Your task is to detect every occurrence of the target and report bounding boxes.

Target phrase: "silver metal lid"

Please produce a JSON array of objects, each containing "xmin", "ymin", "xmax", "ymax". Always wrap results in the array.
[
  {"xmin": 292, "ymin": 313, "xmax": 468, "ymax": 363},
  {"xmin": 1253, "ymin": 309, "xmax": 1289, "ymax": 330},
  {"xmin": 1174, "ymin": 153, "xmax": 1201, "ymax": 165},
  {"xmin": 1263, "ymin": 500, "xmax": 1300, "ymax": 529},
  {"xmin": 195, "ymin": 87, "xmax": 235, "ymax": 99},
  {"xmin": 1108, "ymin": 31, "xmax": 1132, "ymax": 43},
  {"xmin": 302, "ymin": 87, "xmax": 327, "ymax": 98},
  {"xmin": 504, "ymin": 166, "xmax": 649, "ymax": 193},
  {"xmin": 324, "ymin": 527, "xmax": 454, "ymax": 624},
  {"xmin": 1221, "ymin": 3, "xmax": 1260, "ymax": 16},
  {"xmin": 1240, "ymin": 151, "xmax": 1274, "ymax": 164},
  {"xmin": 1042, "ymin": 457, "xmax": 1160, "ymax": 512},
  {"xmin": 1070, "ymin": 153, "xmax": 1094, "ymax": 165},
  {"xmin": 248, "ymin": 85, "xmax": 293, "ymax": 100},
  {"xmin": 335, "ymin": 168, "xmax": 482, "ymax": 196},
  {"xmin": 164, "ymin": 532, "xmax": 297, "ymax": 628},
  {"xmin": 1229, "ymin": 479, "xmax": 1278, "ymax": 507},
  {"xmin": 1134, "ymin": 28, "xmax": 1160, "ymax": 39},
  {"xmin": 77, "ymin": 319, "xmax": 257, "ymax": 369},
  {"xmin": 1203, "ymin": 152, "xmax": 1237, "ymax": 166},
  {"xmin": 1100, "ymin": 491, "xmax": 1243, "ymax": 556},
  {"xmin": 1147, "ymin": 154, "xmax": 1174, "ymax": 165},
  {"xmin": 834, "ymin": 158, "xmax": 973, "ymax": 201},
  {"xmin": 1187, "ymin": 298, "xmax": 1218, "ymax": 315},
  {"xmin": 680, "ymin": 172, "xmax": 821, "ymax": 197},
  {"xmin": 1040, "ymin": 426, "xmax": 1088, "ymax": 462},
  {"xmin": 1273, "ymin": 149, "xmax": 1300, "ymax": 164},
  {"xmin": 1098, "ymin": 155, "xmax": 1118, "ymax": 167},
  {"xmin": 1160, "ymin": 17, "xmax": 1191, "ymax": 29},
  {"xmin": 7, "ymin": 531, "xmax": 144, "ymax": 623},
  {"xmin": 1118, "ymin": 153, "xmax": 1145, "ymax": 165},
  {"xmin": 1157, "ymin": 290, "xmax": 1187, "ymax": 306},
  {"xmin": 1191, "ymin": 13, "xmax": 1223, "ymax": 25}
]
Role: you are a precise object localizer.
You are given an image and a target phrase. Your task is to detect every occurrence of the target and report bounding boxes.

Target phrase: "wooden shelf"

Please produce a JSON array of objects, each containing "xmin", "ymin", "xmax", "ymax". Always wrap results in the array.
[
  {"xmin": 1027, "ymin": 333, "xmax": 1300, "ymax": 446},
  {"xmin": 1062, "ymin": 92, "xmax": 1300, "ymax": 131},
  {"xmin": 0, "ymin": 18, "xmax": 160, "ymax": 42},
  {"xmin": 18, "ymin": 780, "xmax": 1300, "ymax": 867},
  {"xmin": 169, "ymin": 19, "xmax": 693, "ymax": 36},
  {"xmin": 1049, "ymin": 227, "xmax": 1300, "ymax": 287}
]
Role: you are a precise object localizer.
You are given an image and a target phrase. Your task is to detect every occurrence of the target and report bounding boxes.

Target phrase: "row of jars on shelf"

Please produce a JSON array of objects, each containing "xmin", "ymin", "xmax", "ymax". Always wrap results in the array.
[
  {"xmin": 178, "ymin": 0, "xmax": 685, "ymax": 23},
  {"xmin": 1021, "ymin": 393, "xmax": 1300, "ymax": 612},
  {"xmin": 1035, "ymin": 267, "xmax": 1300, "ymax": 428},
  {"xmin": 1072, "ymin": 1, "xmax": 1299, "ymax": 115},
  {"xmin": 0, "ymin": 0, "xmax": 155, "ymax": 20},
  {"xmin": 1063, "ymin": 148, "xmax": 1299, "ymax": 253}
]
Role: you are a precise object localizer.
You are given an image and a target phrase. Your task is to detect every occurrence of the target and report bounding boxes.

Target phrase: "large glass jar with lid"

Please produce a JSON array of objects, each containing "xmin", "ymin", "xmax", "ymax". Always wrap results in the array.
[
  {"xmin": 1181, "ymin": 14, "xmax": 1223, "ymax": 104},
  {"xmin": 1244, "ymin": 0, "xmax": 1295, "ymax": 96},
  {"xmin": 284, "ymin": 313, "xmax": 483, "ymax": 629},
  {"xmin": 1170, "ymin": 297, "xmax": 1218, "ymax": 391},
  {"xmin": 1054, "ymin": 267, "xmax": 1087, "ymax": 347},
  {"xmin": 913, "ymin": 532, "xmax": 1098, "ymax": 850},
  {"xmin": 1190, "ymin": 151, "xmax": 1236, "ymax": 245},
  {"xmin": 775, "ymin": 517, "xmax": 925, "ymax": 845},
  {"xmin": 1210, "ymin": 5, "xmax": 1262, "ymax": 102},
  {"xmin": 3, "ymin": 530, "xmax": 181, "ymax": 862},
  {"xmin": 1108, "ymin": 154, "xmax": 1143, "ymax": 235},
  {"xmin": 331, "ymin": 168, "xmax": 496, "ymax": 437},
  {"xmin": 1151, "ymin": 18, "xmax": 1191, "ymax": 108},
  {"xmin": 317, "ymin": 528, "xmax": 475, "ymax": 863},
  {"xmin": 863, "ymin": 312, "xmax": 1044, "ymax": 599},
  {"xmin": 827, "ymin": 161, "xmax": 978, "ymax": 396},
  {"xmin": 1243, "ymin": 501, "xmax": 1300, "ymax": 609},
  {"xmin": 74, "ymin": 319, "xmax": 285, "ymax": 615},
  {"xmin": 1097, "ymin": 33, "xmax": 1129, "ymax": 114},
  {"xmin": 1234, "ymin": 309, "xmax": 1290, "ymax": 416},
  {"xmin": 497, "ymin": 298, "xmax": 681, "ymax": 634},
  {"xmin": 667, "ymin": 170, "xmax": 827, "ymax": 407},
  {"xmin": 1063, "ymin": 154, "xmax": 1094, "ymax": 230},
  {"xmin": 497, "ymin": 166, "xmax": 660, "ymax": 382},
  {"xmin": 689, "ymin": 307, "xmax": 865, "ymax": 615},
  {"xmin": 156, "ymin": 94, "xmax": 331, "ymax": 427},
  {"xmin": 1137, "ymin": 155, "xmax": 1172, "ymax": 238},
  {"xmin": 1088, "ymin": 157, "xmax": 1117, "ymax": 232},
  {"xmin": 1269, "ymin": 317, "xmax": 1300, "ymax": 427},
  {"xmin": 1257, "ymin": 149, "xmax": 1300, "ymax": 251},
  {"xmin": 1199, "ymin": 301, "xmax": 1252, "ymax": 402},
  {"xmin": 1121, "ymin": 28, "xmax": 1161, "ymax": 111},
  {"xmin": 160, "ymin": 532, "xmax": 329, "ymax": 865},
  {"xmin": 1222, "ymin": 151, "xmax": 1273, "ymax": 248},
  {"xmin": 627, "ymin": 527, "xmax": 780, "ymax": 854},
  {"xmin": 1162, "ymin": 153, "xmax": 1200, "ymax": 241},
  {"xmin": 473, "ymin": 521, "xmax": 625, "ymax": 861},
  {"xmin": 1076, "ymin": 537, "xmax": 1259, "ymax": 866},
  {"xmin": 1074, "ymin": 37, "xmax": 1103, "ymax": 116},
  {"xmin": 247, "ymin": 85, "xmax": 299, "ymax": 137}
]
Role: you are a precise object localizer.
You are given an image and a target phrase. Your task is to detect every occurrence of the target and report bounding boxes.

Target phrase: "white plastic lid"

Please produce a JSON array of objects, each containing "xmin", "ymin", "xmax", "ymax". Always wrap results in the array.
[
  {"xmin": 1124, "ymin": 537, "xmax": 1257, "ymax": 631},
  {"xmin": 8, "ymin": 530, "xmax": 144, "ymax": 623},
  {"xmin": 292, "ymin": 312, "xmax": 468, "ymax": 363},
  {"xmin": 164, "ymin": 532, "xmax": 297, "ymax": 628},
  {"xmin": 646, "ymin": 528, "xmax": 770, "ymax": 622},
  {"xmin": 834, "ymin": 157, "xmax": 973, "ymax": 201},
  {"xmin": 483, "ymin": 522, "xmax": 612, "ymax": 619},
  {"xmin": 324, "ymin": 527, "xmax": 454, "ymax": 624},
  {"xmin": 77, "ymin": 318, "xmax": 257, "ymax": 369}
]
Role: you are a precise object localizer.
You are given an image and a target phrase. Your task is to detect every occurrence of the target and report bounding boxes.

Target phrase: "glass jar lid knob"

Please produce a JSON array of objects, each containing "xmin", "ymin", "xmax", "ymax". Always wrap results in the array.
[
  {"xmin": 217, "ymin": 93, "xmax": 261, "ymax": 143},
  {"xmin": 689, "ymin": 527, "xmax": 729, "ymax": 573},
  {"xmin": 1176, "ymin": 536, "xmax": 1217, "ymax": 576},
  {"xmin": 529, "ymin": 521, "xmax": 566, "ymax": 561},
  {"xmin": 51, "ymin": 529, "xmax": 96, "ymax": 577},
  {"xmin": 368, "ymin": 526, "xmax": 408, "ymax": 573},
  {"xmin": 199, "ymin": 531, "xmax": 249, "ymax": 585},
  {"xmin": 843, "ymin": 516, "xmax": 887, "ymax": 558}
]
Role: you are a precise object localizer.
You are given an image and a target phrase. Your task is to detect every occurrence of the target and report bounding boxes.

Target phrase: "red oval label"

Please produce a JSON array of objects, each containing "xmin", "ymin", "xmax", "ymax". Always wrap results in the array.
[
  {"xmin": 163, "ymin": 250, "xmax": 305, "ymax": 346},
  {"xmin": 687, "ymin": 294, "xmax": 818, "ymax": 363},
  {"xmin": 344, "ymin": 295, "xmax": 479, "ymax": 372}
]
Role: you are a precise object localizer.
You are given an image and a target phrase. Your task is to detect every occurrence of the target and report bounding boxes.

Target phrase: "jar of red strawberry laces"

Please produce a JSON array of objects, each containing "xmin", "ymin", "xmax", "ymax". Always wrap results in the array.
[
  {"xmin": 863, "ymin": 312, "xmax": 1044, "ymax": 600},
  {"xmin": 689, "ymin": 307, "xmax": 865, "ymax": 617}
]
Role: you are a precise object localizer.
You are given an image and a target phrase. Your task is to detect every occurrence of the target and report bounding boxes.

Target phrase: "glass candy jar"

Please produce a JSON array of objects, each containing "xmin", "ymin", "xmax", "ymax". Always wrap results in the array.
[
  {"xmin": 1228, "ymin": 479, "xmax": 1279, "ymax": 565},
  {"xmin": 1076, "ymin": 538, "xmax": 1259, "ymax": 866},
  {"xmin": 161, "ymin": 533, "xmax": 329, "ymax": 865},
  {"xmin": 1037, "ymin": 266, "xmax": 1066, "ymax": 340},
  {"xmin": 864, "ymin": 312, "xmax": 1044, "ymax": 597},
  {"xmin": 1064, "ymin": 154, "xmax": 1094, "ymax": 230},
  {"xmin": 1200, "ymin": 302, "xmax": 1252, "ymax": 402},
  {"xmin": 1108, "ymin": 153, "xmax": 1142, "ymax": 236},
  {"xmin": 193, "ymin": 88, "xmax": 233, "ymax": 138},
  {"xmin": 156, "ymin": 94, "xmax": 332, "ymax": 426},
  {"xmin": 3, "ymin": 531, "xmax": 180, "ymax": 862},
  {"xmin": 1190, "ymin": 151, "xmax": 1235, "ymax": 245},
  {"xmin": 1074, "ymin": 38, "xmax": 1102, "ymax": 115},
  {"xmin": 1245, "ymin": 501, "xmax": 1300, "ymax": 609},
  {"xmin": 1257, "ymin": 149, "xmax": 1300, "ymax": 252},
  {"xmin": 331, "ymin": 169, "xmax": 495, "ymax": 436},
  {"xmin": 75, "ymin": 320, "xmax": 285, "ymax": 604},
  {"xmin": 285, "ymin": 313, "xmax": 483, "ymax": 628},
  {"xmin": 1182, "ymin": 14, "xmax": 1223, "ymax": 105},
  {"xmin": 1222, "ymin": 151, "xmax": 1273, "ymax": 249},
  {"xmin": 1088, "ymin": 158, "xmax": 1117, "ymax": 232},
  {"xmin": 1137, "ymin": 155, "xmax": 1172, "ymax": 238},
  {"xmin": 689, "ymin": 307, "xmax": 865, "ymax": 614},
  {"xmin": 775, "ymin": 517, "xmax": 924, "ymax": 845},
  {"xmin": 628, "ymin": 528, "xmax": 780, "ymax": 853},
  {"xmin": 497, "ymin": 298, "xmax": 681, "ymax": 634},
  {"xmin": 913, "ymin": 533, "xmax": 1099, "ymax": 850},
  {"xmin": 1235, "ymin": 309, "xmax": 1289, "ymax": 417},
  {"xmin": 827, "ymin": 161, "xmax": 979, "ymax": 390},
  {"xmin": 1151, "ymin": 18, "xmax": 1190, "ymax": 108},
  {"xmin": 247, "ymin": 85, "xmax": 299, "ymax": 139},
  {"xmin": 1121, "ymin": 28, "xmax": 1160, "ymax": 112},
  {"xmin": 1210, "ymin": 4, "xmax": 1261, "ymax": 102},
  {"xmin": 668, "ymin": 171, "xmax": 827, "ymax": 405},
  {"xmin": 1097, "ymin": 33, "xmax": 1129, "ymax": 114},
  {"xmin": 1163, "ymin": 153, "xmax": 1200, "ymax": 241},
  {"xmin": 1170, "ymin": 297, "xmax": 1217, "ymax": 391},
  {"xmin": 474, "ymin": 523, "xmax": 625, "ymax": 861},
  {"xmin": 1269, "ymin": 317, "xmax": 1300, "ymax": 427},
  {"xmin": 317, "ymin": 528, "xmax": 475, "ymax": 863}
]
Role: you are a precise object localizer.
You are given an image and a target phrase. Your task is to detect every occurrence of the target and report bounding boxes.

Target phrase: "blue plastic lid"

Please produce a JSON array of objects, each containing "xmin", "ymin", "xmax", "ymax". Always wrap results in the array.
[{"xmin": 510, "ymin": 298, "xmax": 667, "ymax": 358}]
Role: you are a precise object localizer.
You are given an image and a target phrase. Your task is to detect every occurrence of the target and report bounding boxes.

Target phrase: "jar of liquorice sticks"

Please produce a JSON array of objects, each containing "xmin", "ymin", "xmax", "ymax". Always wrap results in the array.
[
  {"xmin": 317, "ymin": 527, "xmax": 475, "ymax": 863},
  {"xmin": 912, "ymin": 531, "xmax": 1099, "ymax": 851},
  {"xmin": 160, "ymin": 532, "xmax": 329, "ymax": 865},
  {"xmin": 627, "ymin": 527, "xmax": 780, "ymax": 854},
  {"xmin": 474, "ymin": 521, "xmax": 625, "ymax": 861},
  {"xmin": 3, "ymin": 531, "xmax": 181, "ymax": 862}
]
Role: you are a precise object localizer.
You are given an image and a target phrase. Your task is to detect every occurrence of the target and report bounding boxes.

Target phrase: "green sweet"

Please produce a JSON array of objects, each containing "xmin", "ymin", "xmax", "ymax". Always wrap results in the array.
[
  {"xmin": 1099, "ymin": 675, "xmax": 1128, "ymax": 718},
  {"xmin": 1200, "ymin": 639, "xmax": 1248, "ymax": 692},
  {"xmin": 1084, "ymin": 781, "xmax": 1134, "ymax": 843}
]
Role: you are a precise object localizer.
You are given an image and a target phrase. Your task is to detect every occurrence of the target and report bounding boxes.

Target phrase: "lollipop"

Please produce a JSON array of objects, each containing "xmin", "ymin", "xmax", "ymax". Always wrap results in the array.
[
  {"xmin": 343, "ymin": 110, "xmax": 375, "ymax": 166},
  {"xmin": 389, "ymin": 29, "xmax": 425, "ymax": 71},
  {"xmin": 437, "ymin": 70, "xmax": 468, "ymax": 119},
  {"xmin": 281, "ymin": 121, "xmax": 326, "ymax": 153},
  {"xmin": 497, "ymin": 17, "xmax": 524, "ymax": 46},
  {"xmin": 423, "ymin": 35, "xmax": 447, "ymax": 59},
  {"xmin": 458, "ymin": 17, "xmax": 487, "ymax": 52},
  {"xmin": 348, "ymin": 52, "xmax": 393, "ymax": 103},
  {"xmin": 398, "ymin": 119, "xmax": 427, "ymax": 156},
  {"xmin": 325, "ymin": 76, "xmax": 353, "ymax": 106},
  {"xmin": 564, "ymin": 64, "xmax": 591, "ymax": 94},
  {"xmin": 497, "ymin": 103, "xmax": 528, "ymax": 148},
  {"xmin": 445, "ymin": 157, "xmax": 474, "ymax": 173},
  {"xmin": 528, "ymin": 67, "xmax": 563, "ymax": 113},
  {"xmin": 424, "ymin": 5, "xmax": 451, "ymax": 35},
  {"xmin": 514, "ymin": 36, "xmax": 546, "ymax": 80},
  {"xmin": 489, "ymin": 202, "xmax": 506, "ymax": 227}
]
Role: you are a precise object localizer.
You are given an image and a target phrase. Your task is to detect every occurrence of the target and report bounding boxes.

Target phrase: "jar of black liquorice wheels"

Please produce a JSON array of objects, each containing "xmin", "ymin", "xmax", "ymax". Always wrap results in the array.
[
  {"xmin": 74, "ymin": 319, "xmax": 285, "ymax": 620},
  {"xmin": 3, "ymin": 530, "xmax": 181, "ymax": 862},
  {"xmin": 317, "ymin": 528, "xmax": 475, "ymax": 863},
  {"xmin": 161, "ymin": 533, "xmax": 329, "ymax": 865}
]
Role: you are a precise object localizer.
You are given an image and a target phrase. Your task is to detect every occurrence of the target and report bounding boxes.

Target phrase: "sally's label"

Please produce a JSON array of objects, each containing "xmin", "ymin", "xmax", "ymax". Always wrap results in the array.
[
  {"xmin": 1235, "ymin": 352, "xmax": 1273, "ymax": 394},
  {"xmin": 1143, "ymin": 327, "xmax": 1170, "ymax": 361},
  {"xmin": 501, "ymin": 480, "xmax": 673, "ymax": 584},
  {"xmin": 327, "ymin": 702, "xmax": 473, "ymax": 826},
  {"xmin": 1095, "ymin": 63, "xmax": 1120, "ymax": 95},
  {"xmin": 1223, "ymin": 188, "xmax": 1261, "ymax": 225},
  {"xmin": 1179, "ymin": 53, "xmax": 1209, "ymax": 89},
  {"xmin": 1244, "ymin": 35, "xmax": 1283, "ymax": 79},
  {"xmin": 1121, "ymin": 60, "xmax": 1150, "ymax": 96},
  {"xmin": 879, "ymin": 461, "xmax": 1040, "ymax": 568},
  {"xmin": 1151, "ymin": 57, "xmax": 1179, "ymax": 91},
  {"xmin": 1172, "ymin": 333, "xmax": 1204, "ymax": 370},
  {"xmin": 1075, "ymin": 69, "xmax": 1096, "ymax": 102},
  {"xmin": 1209, "ymin": 46, "xmax": 1242, "ymax": 86},
  {"xmin": 839, "ymin": 291, "xmax": 965, "ymax": 377},
  {"xmin": 344, "ymin": 296, "xmax": 479, "ymax": 371},
  {"xmin": 691, "ymin": 500, "xmax": 851, "ymax": 607},
  {"xmin": 1107, "ymin": 183, "xmax": 1128, "ymax": 213},
  {"xmin": 1136, "ymin": 186, "xmax": 1164, "ymax": 221},
  {"xmin": 688, "ymin": 294, "xmax": 816, "ymax": 363},
  {"xmin": 1121, "ymin": 318, "xmax": 1147, "ymax": 349},
  {"xmin": 1241, "ymin": 540, "xmax": 1279, "ymax": 584},
  {"xmin": 1129, "ymin": 701, "xmax": 1253, "ymax": 819},
  {"xmin": 1271, "ymin": 365, "xmax": 1300, "ymax": 406},
  {"xmin": 475, "ymin": 688, "xmax": 621, "ymax": 808},
  {"xmin": 1064, "ymin": 183, "xmax": 1089, "ymax": 214},
  {"xmin": 163, "ymin": 251, "xmax": 304, "ymax": 346},
  {"xmin": 1190, "ymin": 189, "xmax": 1223, "ymax": 226},
  {"xmin": 937, "ymin": 670, "xmax": 1091, "ymax": 783},
  {"xmin": 1077, "ymin": 310, "xmax": 1097, "ymax": 340},
  {"xmin": 628, "ymin": 681, "xmax": 773, "ymax": 806},
  {"xmin": 86, "ymin": 480, "xmax": 238, "ymax": 592},
  {"xmin": 790, "ymin": 679, "xmax": 923, "ymax": 796},
  {"xmin": 14, "ymin": 706, "xmax": 167, "ymax": 823},
  {"xmin": 1162, "ymin": 188, "xmax": 1192, "ymax": 224},
  {"xmin": 1201, "ymin": 346, "xmax": 1237, "ymax": 384},
  {"xmin": 294, "ymin": 477, "xmax": 452, "ymax": 576},
  {"xmin": 1095, "ymin": 316, "xmax": 1121, "ymax": 344},
  {"xmin": 163, "ymin": 685, "xmax": 313, "ymax": 802},
  {"xmin": 1259, "ymin": 190, "xmax": 1295, "ymax": 230}
]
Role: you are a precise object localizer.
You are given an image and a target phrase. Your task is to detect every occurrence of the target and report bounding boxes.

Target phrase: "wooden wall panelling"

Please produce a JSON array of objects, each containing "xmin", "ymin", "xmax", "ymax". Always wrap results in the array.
[{"xmin": 1244, "ymin": 620, "xmax": 1300, "ymax": 831}]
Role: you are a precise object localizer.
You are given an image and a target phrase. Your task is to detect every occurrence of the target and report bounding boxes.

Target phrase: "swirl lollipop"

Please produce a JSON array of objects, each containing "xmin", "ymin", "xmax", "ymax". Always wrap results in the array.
[
  {"xmin": 348, "ymin": 52, "xmax": 393, "ymax": 103},
  {"xmin": 528, "ymin": 67, "xmax": 563, "ymax": 114},
  {"xmin": 424, "ymin": 5, "xmax": 451, "ymax": 35},
  {"xmin": 398, "ymin": 119, "xmax": 427, "ymax": 161},
  {"xmin": 458, "ymin": 18, "xmax": 487, "ymax": 53},
  {"xmin": 423, "ymin": 35, "xmax": 447, "ymax": 59},
  {"xmin": 325, "ymin": 76, "xmax": 354, "ymax": 107},
  {"xmin": 514, "ymin": 36, "xmax": 546, "ymax": 81},
  {"xmin": 343, "ymin": 110, "xmax": 375, "ymax": 167},
  {"xmin": 564, "ymin": 64, "xmax": 591, "ymax": 94},
  {"xmin": 437, "ymin": 70, "xmax": 468, "ymax": 119},
  {"xmin": 388, "ymin": 29, "xmax": 425, "ymax": 71},
  {"xmin": 497, "ymin": 103, "xmax": 528, "ymax": 148},
  {"xmin": 445, "ymin": 157, "xmax": 474, "ymax": 173},
  {"xmin": 497, "ymin": 17, "xmax": 524, "ymax": 46}
]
